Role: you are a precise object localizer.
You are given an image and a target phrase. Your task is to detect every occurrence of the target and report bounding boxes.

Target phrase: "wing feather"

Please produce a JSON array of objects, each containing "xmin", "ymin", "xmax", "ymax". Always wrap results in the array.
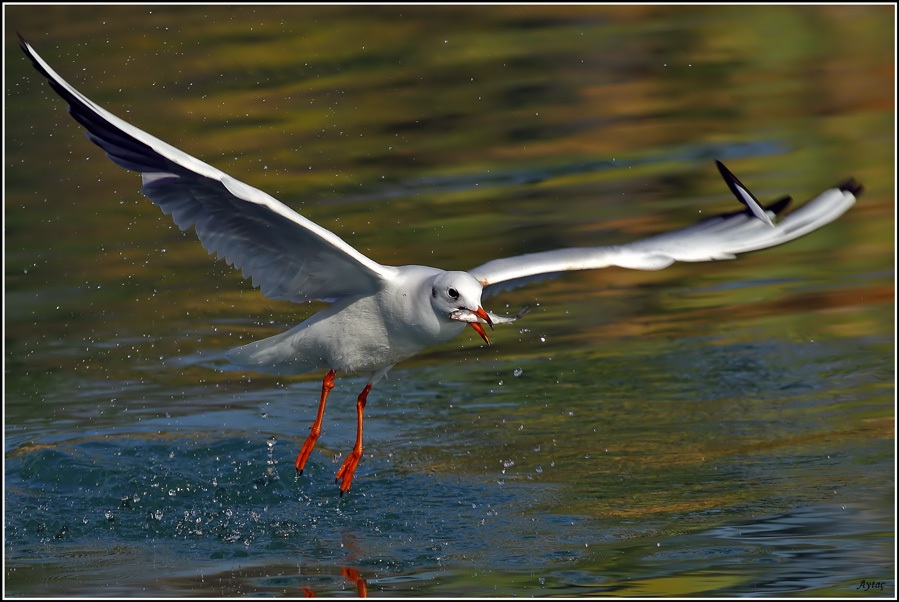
[
  {"xmin": 21, "ymin": 35, "xmax": 396, "ymax": 303},
  {"xmin": 470, "ymin": 162, "xmax": 860, "ymax": 296}
]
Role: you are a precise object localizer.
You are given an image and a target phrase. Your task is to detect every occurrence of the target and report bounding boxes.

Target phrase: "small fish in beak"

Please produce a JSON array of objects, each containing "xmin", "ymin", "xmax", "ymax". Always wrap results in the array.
[{"xmin": 449, "ymin": 306, "xmax": 494, "ymax": 345}]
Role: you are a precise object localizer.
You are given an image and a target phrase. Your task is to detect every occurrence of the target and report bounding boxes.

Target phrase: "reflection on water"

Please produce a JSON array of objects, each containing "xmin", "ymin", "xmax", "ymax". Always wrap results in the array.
[{"xmin": 4, "ymin": 4, "xmax": 894, "ymax": 598}]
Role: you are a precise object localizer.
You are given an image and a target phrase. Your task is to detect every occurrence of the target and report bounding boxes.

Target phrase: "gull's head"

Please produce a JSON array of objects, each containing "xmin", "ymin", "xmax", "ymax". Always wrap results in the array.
[{"xmin": 429, "ymin": 271, "xmax": 493, "ymax": 345}]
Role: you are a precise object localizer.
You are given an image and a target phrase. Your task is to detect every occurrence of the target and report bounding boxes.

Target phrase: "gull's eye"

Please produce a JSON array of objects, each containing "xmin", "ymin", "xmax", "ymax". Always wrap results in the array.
[
  {"xmin": 431, "ymin": 287, "xmax": 437, "ymax": 298},
  {"xmin": 447, "ymin": 287, "xmax": 459, "ymax": 300}
]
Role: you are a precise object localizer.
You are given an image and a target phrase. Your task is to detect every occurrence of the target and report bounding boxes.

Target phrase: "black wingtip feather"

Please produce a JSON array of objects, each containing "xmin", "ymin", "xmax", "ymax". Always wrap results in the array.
[
  {"xmin": 20, "ymin": 36, "xmax": 171, "ymax": 174},
  {"xmin": 19, "ymin": 34, "xmax": 58, "ymax": 92},
  {"xmin": 764, "ymin": 195, "xmax": 792, "ymax": 216},
  {"xmin": 837, "ymin": 178, "xmax": 863, "ymax": 197},
  {"xmin": 715, "ymin": 160, "xmax": 762, "ymax": 210}
]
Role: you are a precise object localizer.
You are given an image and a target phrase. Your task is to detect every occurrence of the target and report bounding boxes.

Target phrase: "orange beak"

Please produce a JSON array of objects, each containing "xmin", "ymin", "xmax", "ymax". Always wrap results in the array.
[{"xmin": 468, "ymin": 306, "xmax": 494, "ymax": 345}]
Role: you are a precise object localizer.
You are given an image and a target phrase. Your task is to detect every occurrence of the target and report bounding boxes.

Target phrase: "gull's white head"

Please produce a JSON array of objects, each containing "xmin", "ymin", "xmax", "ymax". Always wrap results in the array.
[{"xmin": 429, "ymin": 271, "xmax": 493, "ymax": 344}]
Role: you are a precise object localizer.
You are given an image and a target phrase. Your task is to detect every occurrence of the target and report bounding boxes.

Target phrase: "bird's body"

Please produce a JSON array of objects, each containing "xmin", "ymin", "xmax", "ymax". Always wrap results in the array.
[
  {"xmin": 20, "ymin": 35, "xmax": 862, "ymax": 494},
  {"xmin": 226, "ymin": 266, "xmax": 474, "ymax": 378}
]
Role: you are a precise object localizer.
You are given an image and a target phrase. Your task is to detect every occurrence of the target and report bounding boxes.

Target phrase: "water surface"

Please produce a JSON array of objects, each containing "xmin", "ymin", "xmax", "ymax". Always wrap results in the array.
[{"xmin": 4, "ymin": 5, "xmax": 895, "ymax": 597}]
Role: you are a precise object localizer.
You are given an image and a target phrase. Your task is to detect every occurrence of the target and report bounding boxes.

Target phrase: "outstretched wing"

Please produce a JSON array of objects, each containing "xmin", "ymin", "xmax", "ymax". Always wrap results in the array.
[
  {"xmin": 469, "ymin": 160, "xmax": 861, "ymax": 295},
  {"xmin": 20, "ymin": 35, "xmax": 397, "ymax": 303}
]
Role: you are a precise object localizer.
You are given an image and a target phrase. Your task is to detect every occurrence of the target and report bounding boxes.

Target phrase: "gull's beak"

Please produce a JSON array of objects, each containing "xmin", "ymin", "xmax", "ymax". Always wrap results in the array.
[{"xmin": 468, "ymin": 306, "xmax": 494, "ymax": 345}]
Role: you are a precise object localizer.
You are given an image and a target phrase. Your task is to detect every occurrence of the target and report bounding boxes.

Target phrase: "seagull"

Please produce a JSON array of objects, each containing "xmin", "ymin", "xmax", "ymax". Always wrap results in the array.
[{"xmin": 19, "ymin": 36, "xmax": 862, "ymax": 494}]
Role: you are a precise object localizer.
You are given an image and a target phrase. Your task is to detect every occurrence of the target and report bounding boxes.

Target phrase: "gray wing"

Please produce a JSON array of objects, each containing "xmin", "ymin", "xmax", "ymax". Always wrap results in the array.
[
  {"xmin": 470, "ymin": 161, "xmax": 861, "ymax": 295},
  {"xmin": 21, "ymin": 36, "xmax": 397, "ymax": 303}
]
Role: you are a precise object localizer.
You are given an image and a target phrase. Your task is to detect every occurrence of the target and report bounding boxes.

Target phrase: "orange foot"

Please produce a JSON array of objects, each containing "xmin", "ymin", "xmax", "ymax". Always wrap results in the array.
[
  {"xmin": 335, "ymin": 449, "xmax": 363, "ymax": 495},
  {"xmin": 295, "ymin": 431, "xmax": 319, "ymax": 474}
]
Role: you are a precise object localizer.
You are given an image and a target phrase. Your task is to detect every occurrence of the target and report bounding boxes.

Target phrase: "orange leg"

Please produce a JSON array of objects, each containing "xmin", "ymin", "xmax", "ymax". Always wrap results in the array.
[
  {"xmin": 295, "ymin": 370, "xmax": 336, "ymax": 474},
  {"xmin": 335, "ymin": 383, "xmax": 372, "ymax": 495}
]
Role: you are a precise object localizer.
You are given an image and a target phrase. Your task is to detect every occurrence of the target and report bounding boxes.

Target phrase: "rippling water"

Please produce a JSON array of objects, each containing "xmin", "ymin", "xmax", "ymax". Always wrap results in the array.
[{"xmin": 4, "ymin": 5, "xmax": 895, "ymax": 597}]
